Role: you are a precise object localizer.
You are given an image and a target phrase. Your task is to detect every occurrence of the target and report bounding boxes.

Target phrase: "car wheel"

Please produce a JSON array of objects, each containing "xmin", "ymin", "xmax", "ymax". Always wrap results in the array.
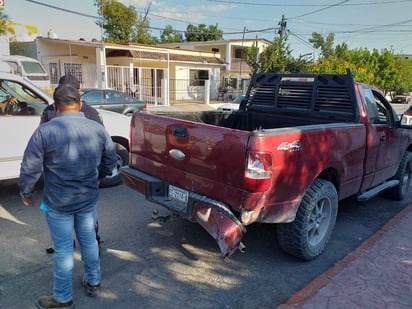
[
  {"xmin": 383, "ymin": 151, "xmax": 412, "ymax": 200},
  {"xmin": 277, "ymin": 179, "xmax": 338, "ymax": 260},
  {"xmin": 99, "ymin": 143, "xmax": 129, "ymax": 188}
]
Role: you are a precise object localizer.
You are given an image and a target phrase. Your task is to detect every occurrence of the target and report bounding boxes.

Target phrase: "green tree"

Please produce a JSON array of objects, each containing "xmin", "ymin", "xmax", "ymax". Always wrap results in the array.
[
  {"xmin": 309, "ymin": 32, "xmax": 335, "ymax": 58},
  {"xmin": 369, "ymin": 49, "xmax": 398, "ymax": 93},
  {"xmin": 185, "ymin": 23, "xmax": 223, "ymax": 42},
  {"xmin": 244, "ymin": 32, "xmax": 307, "ymax": 74},
  {"xmin": 160, "ymin": 25, "xmax": 183, "ymax": 43},
  {"xmin": 94, "ymin": 0, "xmax": 157, "ymax": 44},
  {"xmin": 243, "ymin": 43, "xmax": 260, "ymax": 73},
  {"xmin": 94, "ymin": 0, "xmax": 136, "ymax": 43},
  {"xmin": 307, "ymin": 32, "xmax": 412, "ymax": 95},
  {"xmin": 0, "ymin": 10, "xmax": 14, "ymax": 36},
  {"xmin": 393, "ymin": 55, "xmax": 412, "ymax": 94},
  {"xmin": 0, "ymin": 10, "xmax": 9, "ymax": 35},
  {"xmin": 132, "ymin": 2, "xmax": 158, "ymax": 44}
]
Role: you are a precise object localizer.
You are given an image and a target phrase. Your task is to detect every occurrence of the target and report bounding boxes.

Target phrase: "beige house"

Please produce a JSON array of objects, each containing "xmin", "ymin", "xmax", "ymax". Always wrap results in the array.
[
  {"xmin": 161, "ymin": 38, "xmax": 271, "ymax": 100},
  {"xmin": 11, "ymin": 37, "xmax": 225, "ymax": 106}
]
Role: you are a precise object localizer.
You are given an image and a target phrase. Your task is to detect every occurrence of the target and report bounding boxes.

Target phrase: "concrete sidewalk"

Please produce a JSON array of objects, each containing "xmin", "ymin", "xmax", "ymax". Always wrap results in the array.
[{"xmin": 278, "ymin": 204, "xmax": 412, "ymax": 309}]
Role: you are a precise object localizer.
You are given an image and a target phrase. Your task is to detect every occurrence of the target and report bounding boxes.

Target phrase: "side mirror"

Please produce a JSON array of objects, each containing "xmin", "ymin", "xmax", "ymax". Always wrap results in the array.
[{"xmin": 400, "ymin": 114, "xmax": 412, "ymax": 128}]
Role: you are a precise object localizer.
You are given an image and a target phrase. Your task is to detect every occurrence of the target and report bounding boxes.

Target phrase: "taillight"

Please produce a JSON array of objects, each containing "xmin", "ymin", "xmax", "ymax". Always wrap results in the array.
[{"xmin": 244, "ymin": 152, "xmax": 272, "ymax": 192}]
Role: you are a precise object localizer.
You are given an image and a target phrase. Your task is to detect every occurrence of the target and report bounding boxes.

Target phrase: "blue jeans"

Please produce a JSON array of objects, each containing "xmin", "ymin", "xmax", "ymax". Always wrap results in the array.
[{"xmin": 46, "ymin": 206, "xmax": 100, "ymax": 303}]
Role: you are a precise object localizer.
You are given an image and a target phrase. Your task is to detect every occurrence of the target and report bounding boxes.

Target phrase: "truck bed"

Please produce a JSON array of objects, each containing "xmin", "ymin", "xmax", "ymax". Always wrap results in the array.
[{"xmin": 151, "ymin": 109, "xmax": 345, "ymax": 131}]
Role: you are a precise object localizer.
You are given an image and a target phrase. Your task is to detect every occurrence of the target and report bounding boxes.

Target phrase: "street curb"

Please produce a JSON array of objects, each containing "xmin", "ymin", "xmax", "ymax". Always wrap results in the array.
[{"xmin": 276, "ymin": 203, "xmax": 412, "ymax": 309}]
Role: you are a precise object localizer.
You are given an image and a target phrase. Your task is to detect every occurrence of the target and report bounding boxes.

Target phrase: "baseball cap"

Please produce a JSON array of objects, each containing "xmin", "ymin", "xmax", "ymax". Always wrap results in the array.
[
  {"xmin": 53, "ymin": 85, "xmax": 81, "ymax": 105},
  {"xmin": 58, "ymin": 75, "xmax": 80, "ymax": 89}
]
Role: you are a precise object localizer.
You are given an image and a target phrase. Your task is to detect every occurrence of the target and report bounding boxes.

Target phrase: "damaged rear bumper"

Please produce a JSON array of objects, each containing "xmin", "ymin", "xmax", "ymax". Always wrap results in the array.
[{"xmin": 121, "ymin": 166, "xmax": 246, "ymax": 258}]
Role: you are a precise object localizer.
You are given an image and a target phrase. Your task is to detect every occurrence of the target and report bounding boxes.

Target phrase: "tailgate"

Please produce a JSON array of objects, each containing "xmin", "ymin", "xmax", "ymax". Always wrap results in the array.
[{"xmin": 130, "ymin": 112, "xmax": 250, "ymax": 197}]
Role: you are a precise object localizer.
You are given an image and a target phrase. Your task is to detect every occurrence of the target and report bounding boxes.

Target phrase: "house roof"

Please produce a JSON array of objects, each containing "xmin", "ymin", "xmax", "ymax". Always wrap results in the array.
[
  {"xmin": 159, "ymin": 38, "xmax": 272, "ymax": 48},
  {"xmin": 36, "ymin": 37, "xmax": 224, "ymax": 65},
  {"xmin": 106, "ymin": 49, "xmax": 224, "ymax": 65}
]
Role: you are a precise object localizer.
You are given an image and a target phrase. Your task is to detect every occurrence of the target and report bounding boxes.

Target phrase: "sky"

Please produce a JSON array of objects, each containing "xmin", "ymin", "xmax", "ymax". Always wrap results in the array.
[{"xmin": 3, "ymin": 0, "xmax": 412, "ymax": 58}]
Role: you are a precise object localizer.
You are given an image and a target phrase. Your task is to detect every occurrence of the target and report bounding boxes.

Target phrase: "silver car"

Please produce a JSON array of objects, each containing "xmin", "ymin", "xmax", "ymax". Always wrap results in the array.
[{"xmin": 81, "ymin": 88, "xmax": 146, "ymax": 116}]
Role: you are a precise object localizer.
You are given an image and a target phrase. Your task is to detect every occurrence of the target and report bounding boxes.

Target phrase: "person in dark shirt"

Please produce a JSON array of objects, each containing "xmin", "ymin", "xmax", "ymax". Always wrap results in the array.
[
  {"xmin": 40, "ymin": 75, "xmax": 103, "ymax": 125},
  {"xmin": 19, "ymin": 85, "xmax": 117, "ymax": 309},
  {"xmin": 41, "ymin": 75, "xmax": 103, "ymax": 254}
]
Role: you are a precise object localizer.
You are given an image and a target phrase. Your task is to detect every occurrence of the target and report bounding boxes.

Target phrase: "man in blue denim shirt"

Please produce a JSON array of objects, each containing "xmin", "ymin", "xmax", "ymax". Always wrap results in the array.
[
  {"xmin": 19, "ymin": 85, "xmax": 117, "ymax": 309},
  {"xmin": 41, "ymin": 75, "xmax": 103, "ymax": 254}
]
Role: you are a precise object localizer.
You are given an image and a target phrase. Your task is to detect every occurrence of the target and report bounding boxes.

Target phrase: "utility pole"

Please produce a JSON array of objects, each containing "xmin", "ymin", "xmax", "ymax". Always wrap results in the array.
[
  {"xmin": 277, "ymin": 14, "xmax": 287, "ymax": 72},
  {"xmin": 239, "ymin": 26, "xmax": 246, "ymax": 80},
  {"xmin": 278, "ymin": 14, "xmax": 287, "ymax": 39}
]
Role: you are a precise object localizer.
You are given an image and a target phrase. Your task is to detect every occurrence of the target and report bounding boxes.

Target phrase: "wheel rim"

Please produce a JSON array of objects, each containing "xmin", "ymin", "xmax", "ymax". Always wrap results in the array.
[{"xmin": 307, "ymin": 197, "xmax": 332, "ymax": 247}]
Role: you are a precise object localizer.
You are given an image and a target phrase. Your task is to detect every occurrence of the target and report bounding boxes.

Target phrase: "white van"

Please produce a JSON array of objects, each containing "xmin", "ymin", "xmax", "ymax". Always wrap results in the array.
[{"xmin": 0, "ymin": 55, "xmax": 50, "ymax": 89}]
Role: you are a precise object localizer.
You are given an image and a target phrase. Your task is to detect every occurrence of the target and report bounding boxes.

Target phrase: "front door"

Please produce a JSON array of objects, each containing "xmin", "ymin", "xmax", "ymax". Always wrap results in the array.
[{"xmin": 362, "ymin": 87, "xmax": 402, "ymax": 188}]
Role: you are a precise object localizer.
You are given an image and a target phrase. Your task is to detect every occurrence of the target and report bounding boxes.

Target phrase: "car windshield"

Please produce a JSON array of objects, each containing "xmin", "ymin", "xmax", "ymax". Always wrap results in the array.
[
  {"xmin": 0, "ymin": 79, "xmax": 47, "ymax": 103},
  {"xmin": 21, "ymin": 61, "xmax": 47, "ymax": 74}
]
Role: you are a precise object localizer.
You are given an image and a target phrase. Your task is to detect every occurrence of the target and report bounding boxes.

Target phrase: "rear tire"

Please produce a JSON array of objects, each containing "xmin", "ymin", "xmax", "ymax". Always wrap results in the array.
[
  {"xmin": 99, "ymin": 143, "xmax": 128, "ymax": 188},
  {"xmin": 277, "ymin": 179, "xmax": 338, "ymax": 260},
  {"xmin": 383, "ymin": 151, "xmax": 412, "ymax": 201}
]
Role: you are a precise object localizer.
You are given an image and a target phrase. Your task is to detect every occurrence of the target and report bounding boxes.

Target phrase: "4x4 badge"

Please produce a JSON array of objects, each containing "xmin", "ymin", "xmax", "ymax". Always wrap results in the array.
[{"xmin": 277, "ymin": 140, "xmax": 302, "ymax": 152}]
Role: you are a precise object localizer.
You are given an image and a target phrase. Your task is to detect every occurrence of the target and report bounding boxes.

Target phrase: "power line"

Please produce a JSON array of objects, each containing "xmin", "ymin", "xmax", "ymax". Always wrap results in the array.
[
  {"xmin": 206, "ymin": 0, "xmax": 412, "ymax": 7},
  {"xmin": 25, "ymin": 0, "xmax": 98, "ymax": 19},
  {"xmin": 288, "ymin": 29, "xmax": 321, "ymax": 54},
  {"xmin": 290, "ymin": 0, "xmax": 349, "ymax": 19},
  {"xmin": 24, "ymin": 0, "xmax": 412, "ymax": 36},
  {"xmin": 344, "ymin": 18, "xmax": 412, "ymax": 34},
  {"xmin": 22, "ymin": 0, "xmax": 411, "ymax": 53},
  {"xmin": 23, "ymin": 0, "xmax": 278, "ymax": 37}
]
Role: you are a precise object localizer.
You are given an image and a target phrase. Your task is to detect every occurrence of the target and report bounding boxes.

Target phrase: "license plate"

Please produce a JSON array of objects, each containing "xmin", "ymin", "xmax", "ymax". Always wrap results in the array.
[{"xmin": 168, "ymin": 185, "xmax": 189, "ymax": 204}]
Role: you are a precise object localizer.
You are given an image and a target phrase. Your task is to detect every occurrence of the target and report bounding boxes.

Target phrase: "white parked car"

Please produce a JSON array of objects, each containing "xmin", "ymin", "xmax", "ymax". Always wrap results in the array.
[
  {"xmin": 217, "ymin": 95, "xmax": 246, "ymax": 111},
  {"xmin": 0, "ymin": 69, "xmax": 131, "ymax": 187}
]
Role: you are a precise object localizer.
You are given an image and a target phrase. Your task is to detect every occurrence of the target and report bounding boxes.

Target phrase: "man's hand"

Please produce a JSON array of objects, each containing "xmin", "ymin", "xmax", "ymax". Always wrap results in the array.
[
  {"xmin": 21, "ymin": 194, "xmax": 35, "ymax": 207},
  {"xmin": 0, "ymin": 96, "xmax": 19, "ymax": 111},
  {"xmin": 6, "ymin": 96, "xmax": 18, "ymax": 104}
]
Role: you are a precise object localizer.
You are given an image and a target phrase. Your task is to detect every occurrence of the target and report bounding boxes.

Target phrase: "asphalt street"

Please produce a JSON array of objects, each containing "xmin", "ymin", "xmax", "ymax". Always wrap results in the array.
[{"xmin": 1, "ymin": 179, "xmax": 410, "ymax": 309}]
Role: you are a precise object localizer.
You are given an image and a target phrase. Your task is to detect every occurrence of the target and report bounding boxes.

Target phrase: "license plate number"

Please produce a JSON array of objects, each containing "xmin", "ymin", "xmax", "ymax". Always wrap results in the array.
[{"xmin": 168, "ymin": 185, "xmax": 189, "ymax": 204}]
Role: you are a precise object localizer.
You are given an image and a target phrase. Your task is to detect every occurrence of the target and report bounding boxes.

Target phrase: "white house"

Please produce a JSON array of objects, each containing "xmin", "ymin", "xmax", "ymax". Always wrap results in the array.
[
  {"xmin": 11, "ymin": 37, "xmax": 225, "ymax": 106},
  {"xmin": 160, "ymin": 38, "xmax": 272, "ymax": 99}
]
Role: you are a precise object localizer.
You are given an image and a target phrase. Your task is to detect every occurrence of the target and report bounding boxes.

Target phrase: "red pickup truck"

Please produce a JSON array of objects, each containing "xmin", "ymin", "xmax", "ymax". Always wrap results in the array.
[{"xmin": 121, "ymin": 70, "xmax": 412, "ymax": 260}]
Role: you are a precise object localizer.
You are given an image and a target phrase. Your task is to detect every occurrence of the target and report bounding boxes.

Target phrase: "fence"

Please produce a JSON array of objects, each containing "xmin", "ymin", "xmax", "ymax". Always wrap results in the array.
[
  {"xmin": 45, "ymin": 61, "xmax": 247, "ymax": 106},
  {"xmin": 105, "ymin": 65, "xmax": 246, "ymax": 106},
  {"xmin": 106, "ymin": 65, "xmax": 166, "ymax": 106}
]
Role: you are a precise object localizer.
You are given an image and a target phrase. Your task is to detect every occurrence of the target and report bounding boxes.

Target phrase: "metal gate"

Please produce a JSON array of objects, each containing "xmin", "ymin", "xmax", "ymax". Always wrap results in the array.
[{"xmin": 106, "ymin": 66, "xmax": 168, "ymax": 106}]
